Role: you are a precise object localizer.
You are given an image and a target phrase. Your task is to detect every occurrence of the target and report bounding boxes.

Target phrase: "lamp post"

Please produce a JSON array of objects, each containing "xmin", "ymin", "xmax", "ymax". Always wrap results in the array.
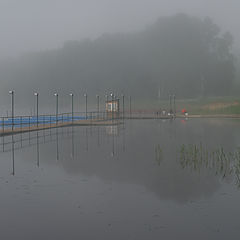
[
  {"xmin": 70, "ymin": 93, "xmax": 74, "ymax": 123},
  {"xmin": 110, "ymin": 93, "xmax": 114, "ymax": 121},
  {"xmin": 9, "ymin": 90, "xmax": 14, "ymax": 131},
  {"xmin": 54, "ymin": 93, "xmax": 58, "ymax": 125},
  {"xmin": 96, "ymin": 95, "xmax": 100, "ymax": 118},
  {"xmin": 173, "ymin": 94, "xmax": 176, "ymax": 116},
  {"xmin": 34, "ymin": 92, "xmax": 39, "ymax": 128},
  {"xmin": 84, "ymin": 93, "xmax": 87, "ymax": 119},
  {"xmin": 122, "ymin": 94, "xmax": 125, "ymax": 120},
  {"xmin": 105, "ymin": 94, "xmax": 108, "ymax": 102},
  {"xmin": 169, "ymin": 94, "xmax": 172, "ymax": 114},
  {"xmin": 105, "ymin": 94, "xmax": 108, "ymax": 119}
]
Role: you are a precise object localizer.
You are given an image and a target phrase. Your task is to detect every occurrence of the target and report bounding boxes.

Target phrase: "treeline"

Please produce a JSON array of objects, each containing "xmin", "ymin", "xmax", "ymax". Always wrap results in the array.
[{"xmin": 0, "ymin": 13, "xmax": 236, "ymax": 107}]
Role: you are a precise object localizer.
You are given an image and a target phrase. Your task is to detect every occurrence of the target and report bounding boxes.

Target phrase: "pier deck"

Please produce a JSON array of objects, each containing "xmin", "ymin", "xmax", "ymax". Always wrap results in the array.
[
  {"xmin": 0, "ymin": 118, "xmax": 120, "ymax": 136},
  {"xmin": 0, "ymin": 112, "xmax": 173, "ymax": 137}
]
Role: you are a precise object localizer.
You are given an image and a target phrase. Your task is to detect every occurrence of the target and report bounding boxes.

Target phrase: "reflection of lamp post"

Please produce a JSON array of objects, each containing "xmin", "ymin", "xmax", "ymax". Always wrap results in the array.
[
  {"xmin": 110, "ymin": 93, "xmax": 114, "ymax": 121},
  {"xmin": 70, "ymin": 93, "xmax": 74, "ymax": 123},
  {"xmin": 9, "ymin": 90, "xmax": 14, "ymax": 131},
  {"xmin": 34, "ymin": 92, "xmax": 39, "ymax": 128},
  {"xmin": 54, "ymin": 93, "xmax": 58, "ymax": 125}
]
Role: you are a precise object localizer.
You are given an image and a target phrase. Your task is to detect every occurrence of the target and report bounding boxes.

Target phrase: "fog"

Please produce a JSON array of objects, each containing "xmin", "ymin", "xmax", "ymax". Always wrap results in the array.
[
  {"xmin": 0, "ymin": 0, "xmax": 240, "ymax": 114},
  {"xmin": 1, "ymin": 0, "xmax": 240, "ymax": 59}
]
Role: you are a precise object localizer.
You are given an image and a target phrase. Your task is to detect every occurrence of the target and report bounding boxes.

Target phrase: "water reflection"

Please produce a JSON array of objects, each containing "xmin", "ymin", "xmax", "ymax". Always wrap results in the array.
[
  {"xmin": 56, "ymin": 128, "xmax": 59, "ymax": 161},
  {"xmin": 11, "ymin": 134, "xmax": 14, "ymax": 175},
  {"xmin": 1, "ymin": 119, "xmax": 240, "ymax": 240},
  {"xmin": 53, "ymin": 120, "xmax": 225, "ymax": 203},
  {"xmin": 179, "ymin": 143, "xmax": 240, "ymax": 187},
  {"xmin": 0, "ymin": 127, "xmax": 78, "ymax": 175},
  {"xmin": 122, "ymin": 123, "xmax": 126, "ymax": 152},
  {"xmin": 2, "ymin": 135, "xmax": 4, "ymax": 152},
  {"xmin": 0, "ymin": 119, "xmax": 240, "ymax": 204},
  {"xmin": 71, "ymin": 126, "xmax": 74, "ymax": 160},
  {"xmin": 106, "ymin": 125, "xmax": 119, "ymax": 157},
  {"xmin": 97, "ymin": 126, "xmax": 100, "ymax": 147},
  {"xmin": 85, "ymin": 127, "xmax": 88, "ymax": 151},
  {"xmin": 155, "ymin": 144, "xmax": 163, "ymax": 166},
  {"xmin": 37, "ymin": 132, "xmax": 40, "ymax": 167},
  {"xmin": 0, "ymin": 129, "xmax": 64, "ymax": 153}
]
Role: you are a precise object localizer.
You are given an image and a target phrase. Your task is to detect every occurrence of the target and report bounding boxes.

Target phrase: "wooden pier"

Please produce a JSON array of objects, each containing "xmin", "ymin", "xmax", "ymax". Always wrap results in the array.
[
  {"xmin": 0, "ymin": 111, "xmax": 174, "ymax": 137},
  {"xmin": 0, "ymin": 118, "xmax": 120, "ymax": 137}
]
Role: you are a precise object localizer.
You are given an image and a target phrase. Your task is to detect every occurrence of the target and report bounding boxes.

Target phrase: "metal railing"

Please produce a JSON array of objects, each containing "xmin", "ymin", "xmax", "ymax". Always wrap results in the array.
[
  {"xmin": 0, "ymin": 110, "xmax": 172, "ymax": 135},
  {"xmin": 0, "ymin": 111, "xmax": 116, "ymax": 134}
]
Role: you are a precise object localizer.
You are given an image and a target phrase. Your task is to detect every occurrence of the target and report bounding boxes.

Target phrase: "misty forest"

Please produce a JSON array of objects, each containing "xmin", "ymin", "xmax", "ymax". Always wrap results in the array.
[
  {"xmin": 0, "ymin": 14, "xmax": 237, "ymax": 105},
  {"xmin": 2, "ymin": 2, "xmax": 240, "ymax": 239}
]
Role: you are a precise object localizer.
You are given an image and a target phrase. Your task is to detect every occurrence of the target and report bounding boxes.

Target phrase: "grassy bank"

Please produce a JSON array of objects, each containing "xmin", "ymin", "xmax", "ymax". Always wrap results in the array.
[{"xmin": 133, "ymin": 96, "xmax": 240, "ymax": 115}]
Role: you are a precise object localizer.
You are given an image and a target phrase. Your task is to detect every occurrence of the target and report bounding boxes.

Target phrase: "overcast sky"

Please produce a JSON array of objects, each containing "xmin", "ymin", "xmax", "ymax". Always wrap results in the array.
[{"xmin": 0, "ymin": 0, "xmax": 239, "ymax": 59}]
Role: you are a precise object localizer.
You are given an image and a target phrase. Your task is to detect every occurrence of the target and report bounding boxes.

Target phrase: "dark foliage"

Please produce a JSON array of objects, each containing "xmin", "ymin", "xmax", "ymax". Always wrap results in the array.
[{"xmin": 0, "ymin": 14, "xmax": 235, "ymax": 104}]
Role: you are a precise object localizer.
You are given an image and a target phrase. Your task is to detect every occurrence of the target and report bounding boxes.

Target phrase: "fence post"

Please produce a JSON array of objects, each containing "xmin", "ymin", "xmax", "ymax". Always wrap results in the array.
[
  {"xmin": 20, "ymin": 116, "xmax": 23, "ymax": 147},
  {"xmin": 20, "ymin": 116, "xmax": 22, "ymax": 132},
  {"xmin": 28, "ymin": 116, "xmax": 30, "ymax": 144},
  {"xmin": 55, "ymin": 115, "xmax": 58, "ymax": 126},
  {"xmin": 2, "ymin": 117, "xmax": 4, "ymax": 134},
  {"xmin": 2, "ymin": 117, "xmax": 4, "ymax": 152}
]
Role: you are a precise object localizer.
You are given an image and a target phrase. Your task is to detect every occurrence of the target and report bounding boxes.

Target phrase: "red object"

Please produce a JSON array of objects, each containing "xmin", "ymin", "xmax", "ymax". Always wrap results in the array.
[{"xmin": 181, "ymin": 108, "xmax": 187, "ymax": 114}]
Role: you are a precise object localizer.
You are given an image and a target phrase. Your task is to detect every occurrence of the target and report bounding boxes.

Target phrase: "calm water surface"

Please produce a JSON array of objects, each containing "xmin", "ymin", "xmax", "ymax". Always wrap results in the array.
[{"xmin": 0, "ymin": 119, "xmax": 240, "ymax": 240}]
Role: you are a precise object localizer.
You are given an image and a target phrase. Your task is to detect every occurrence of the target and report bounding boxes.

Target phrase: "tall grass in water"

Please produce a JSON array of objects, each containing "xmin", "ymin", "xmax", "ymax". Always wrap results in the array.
[
  {"xmin": 155, "ymin": 144, "xmax": 163, "ymax": 166},
  {"xmin": 179, "ymin": 143, "xmax": 240, "ymax": 187}
]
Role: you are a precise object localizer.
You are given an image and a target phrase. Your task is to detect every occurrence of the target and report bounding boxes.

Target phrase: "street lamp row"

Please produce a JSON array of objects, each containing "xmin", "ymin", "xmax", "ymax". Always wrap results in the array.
[
  {"xmin": 9, "ymin": 90, "xmax": 14, "ymax": 131},
  {"xmin": 169, "ymin": 94, "xmax": 176, "ymax": 115},
  {"xmin": 8, "ymin": 91, "xmax": 130, "ymax": 131}
]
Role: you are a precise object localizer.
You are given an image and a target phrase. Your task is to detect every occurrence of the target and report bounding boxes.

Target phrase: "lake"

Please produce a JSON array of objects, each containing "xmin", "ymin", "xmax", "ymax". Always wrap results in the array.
[{"xmin": 0, "ymin": 118, "xmax": 240, "ymax": 240}]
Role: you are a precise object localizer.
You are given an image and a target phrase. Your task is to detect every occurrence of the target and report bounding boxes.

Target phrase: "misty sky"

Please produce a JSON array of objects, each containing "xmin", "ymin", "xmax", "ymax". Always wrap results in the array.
[{"xmin": 0, "ymin": 0, "xmax": 239, "ymax": 59}]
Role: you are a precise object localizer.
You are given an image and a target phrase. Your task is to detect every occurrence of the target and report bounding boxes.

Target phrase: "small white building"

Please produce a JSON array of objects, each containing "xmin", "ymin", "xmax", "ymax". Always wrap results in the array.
[{"xmin": 105, "ymin": 99, "xmax": 120, "ymax": 113}]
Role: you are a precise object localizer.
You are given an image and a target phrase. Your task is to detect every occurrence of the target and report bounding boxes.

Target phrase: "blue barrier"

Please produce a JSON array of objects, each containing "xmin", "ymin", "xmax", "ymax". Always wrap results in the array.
[{"xmin": 0, "ymin": 115, "xmax": 93, "ymax": 129}]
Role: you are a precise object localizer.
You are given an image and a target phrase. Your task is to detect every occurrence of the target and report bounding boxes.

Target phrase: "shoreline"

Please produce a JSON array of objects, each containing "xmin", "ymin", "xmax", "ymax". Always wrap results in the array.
[{"xmin": 176, "ymin": 114, "xmax": 240, "ymax": 119}]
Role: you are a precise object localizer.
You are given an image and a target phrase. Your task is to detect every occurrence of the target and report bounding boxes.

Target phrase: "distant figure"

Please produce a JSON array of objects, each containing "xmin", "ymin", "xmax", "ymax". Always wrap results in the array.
[
  {"xmin": 156, "ymin": 109, "xmax": 162, "ymax": 118},
  {"xmin": 181, "ymin": 108, "xmax": 188, "ymax": 116}
]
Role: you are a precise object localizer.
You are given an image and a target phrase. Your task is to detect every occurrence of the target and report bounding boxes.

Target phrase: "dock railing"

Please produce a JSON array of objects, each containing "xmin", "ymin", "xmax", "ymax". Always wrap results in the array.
[
  {"xmin": 0, "ymin": 110, "xmax": 172, "ymax": 136},
  {"xmin": 0, "ymin": 111, "xmax": 115, "ymax": 135}
]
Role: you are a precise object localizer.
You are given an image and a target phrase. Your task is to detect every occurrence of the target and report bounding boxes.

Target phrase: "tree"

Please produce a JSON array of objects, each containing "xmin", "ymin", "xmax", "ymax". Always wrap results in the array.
[{"xmin": 0, "ymin": 14, "xmax": 235, "ymax": 107}]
